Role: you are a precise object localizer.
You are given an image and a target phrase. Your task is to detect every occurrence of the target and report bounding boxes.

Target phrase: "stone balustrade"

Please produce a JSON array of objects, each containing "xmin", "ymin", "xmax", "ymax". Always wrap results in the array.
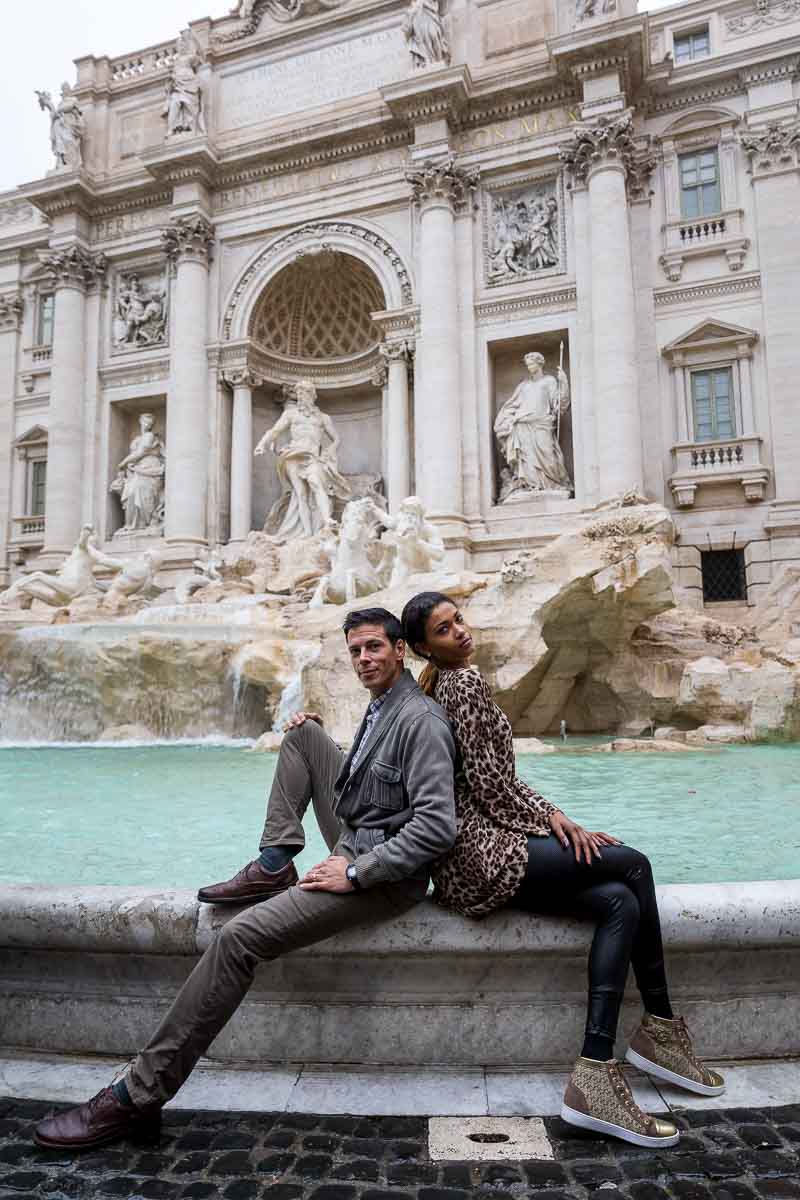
[
  {"xmin": 660, "ymin": 208, "xmax": 749, "ymax": 281},
  {"xmin": 1, "ymin": 881, "xmax": 798, "ymax": 1070},
  {"xmin": 670, "ymin": 434, "xmax": 770, "ymax": 507}
]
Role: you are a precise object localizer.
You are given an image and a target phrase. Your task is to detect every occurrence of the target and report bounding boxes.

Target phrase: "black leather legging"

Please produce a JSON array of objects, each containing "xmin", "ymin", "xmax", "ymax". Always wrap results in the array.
[{"xmin": 512, "ymin": 835, "xmax": 671, "ymax": 1052}]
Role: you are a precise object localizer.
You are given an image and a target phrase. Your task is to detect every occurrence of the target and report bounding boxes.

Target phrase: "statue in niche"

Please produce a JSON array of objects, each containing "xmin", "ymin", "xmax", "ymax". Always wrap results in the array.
[
  {"xmin": 575, "ymin": 0, "xmax": 617, "ymax": 21},
  {"xmin": 255, "ymin": 379, "xmax": 351, "ymax": 541},
  {"xmin": 112, "ymin": 274, "xmax": 168, "ymax": 349},
  {"xmin": 494, "ymin": 351, "xmax": 572, "ymax": 501},
  {"xmin": 403, "ymin": 0, "xmax": 450, "ymax": 69},
  {"xmin": 0, "ymin": 525, "xmax": 121, "ymax": 609},
  {"xmin": 110, "ymin": 413, "xmax": 166, "ymax": 535},
  {"xmin": 309, "ymin": 501, "xmax": 385, "ymax": 607},
  {"xmin": 490, "ymin": 190, "xmax": 559, "ymax": 280},
  {"xmin": 374, "ymin": 496, "xmax": 445, "ymax": 588},
  {"xmin": 36, "ymin": 84, "xmax": 84, "ymax": 170},
  {"xmin": 162, "ymin": 29, "xmax": 206, "ymax": 137}
]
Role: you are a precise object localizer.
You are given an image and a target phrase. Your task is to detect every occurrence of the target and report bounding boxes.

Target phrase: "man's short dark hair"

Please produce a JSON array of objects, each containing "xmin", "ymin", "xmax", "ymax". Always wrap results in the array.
[{"xmin": 342, "ymin": 607, "xmax": 403, "ymax": 644}]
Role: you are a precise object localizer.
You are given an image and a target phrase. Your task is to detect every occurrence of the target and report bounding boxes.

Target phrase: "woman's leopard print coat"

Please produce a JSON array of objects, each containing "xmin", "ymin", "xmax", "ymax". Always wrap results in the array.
[{"xmin": 431, "ymin": 665, "xmax": 558, "ymax": 919}]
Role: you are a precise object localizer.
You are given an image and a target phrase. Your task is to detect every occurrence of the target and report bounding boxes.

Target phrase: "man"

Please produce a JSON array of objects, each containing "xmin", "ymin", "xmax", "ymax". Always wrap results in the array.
[{"xmin": 34, "ymin": 608, "xmax": 456, "ymax": 1150}]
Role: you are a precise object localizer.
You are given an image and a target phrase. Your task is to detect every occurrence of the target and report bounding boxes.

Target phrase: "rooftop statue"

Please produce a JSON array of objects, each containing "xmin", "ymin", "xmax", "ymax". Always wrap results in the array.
[
  {"xmin": 109, "ymin": 413, "xmax": 166, "ymax": 536},
  {"xmin": 403, "ymin": 0, "xmax": 450, "ymax": 69},
  {"xmin": 494, "ymin": 351, "xmax": 572, "ymax": 501},
  {"xmin": 162, "ymin": 29, "xmax": 206, "ymax": 137},
  {"xmin": 36, "ymin": 83, "xmax": 84, "ymax": 171},
  {"xmin": 228, "ymin": 0, "xmax": 348, "ymax": 23},
  {"xmin": 255, "ymin": 380, "xmax": 351, "ymax": 540}
]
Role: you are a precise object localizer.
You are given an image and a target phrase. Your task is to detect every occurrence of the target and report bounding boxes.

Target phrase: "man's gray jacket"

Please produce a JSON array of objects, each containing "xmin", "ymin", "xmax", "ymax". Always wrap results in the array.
[{"xmin": 332, "ymin": 668, "xmax": 457, "ymax": 889}]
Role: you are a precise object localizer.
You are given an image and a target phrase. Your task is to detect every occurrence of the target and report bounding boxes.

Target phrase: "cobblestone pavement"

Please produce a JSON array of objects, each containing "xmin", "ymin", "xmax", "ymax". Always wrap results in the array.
[{"xmin": 0, "ymin": 1097, "xmax": 798, "ymax": 1200}]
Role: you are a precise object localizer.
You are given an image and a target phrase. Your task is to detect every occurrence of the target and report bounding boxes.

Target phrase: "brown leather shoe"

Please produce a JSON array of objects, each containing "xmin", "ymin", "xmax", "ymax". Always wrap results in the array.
[
  {"xmin": 33, "ymin": 1086, "xmax": 161, "ymax": 1150},
  {"xmin": 197, "ymin": 857, "xmax": 298, "ymax": 905}
]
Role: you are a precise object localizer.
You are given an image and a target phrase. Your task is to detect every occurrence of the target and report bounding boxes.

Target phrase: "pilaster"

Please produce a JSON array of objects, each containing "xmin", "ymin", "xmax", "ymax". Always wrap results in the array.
[
  {"xmin": 0, "ymin": 292, "xmax": 23, "ymax": 585},
  {"xmin": 739, "ymin": 121, "xmax": 800, "ymax": 511}
]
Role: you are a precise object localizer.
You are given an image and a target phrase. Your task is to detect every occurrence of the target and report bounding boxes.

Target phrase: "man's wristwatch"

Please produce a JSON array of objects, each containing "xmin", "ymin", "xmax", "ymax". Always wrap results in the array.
[{"xmin": 345, "ymin": 864, "xmax": 362, "ymax": 892}]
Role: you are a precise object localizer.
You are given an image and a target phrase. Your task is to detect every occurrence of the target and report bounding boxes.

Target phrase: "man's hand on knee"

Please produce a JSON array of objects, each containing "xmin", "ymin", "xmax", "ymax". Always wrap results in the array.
[
  {"xmin": 299, "ymin": 855, "xmax": 353, "ymax": 893},
  {"xmin": 284, "ymin": 711, "xmax": 324, "ymax": 731}
]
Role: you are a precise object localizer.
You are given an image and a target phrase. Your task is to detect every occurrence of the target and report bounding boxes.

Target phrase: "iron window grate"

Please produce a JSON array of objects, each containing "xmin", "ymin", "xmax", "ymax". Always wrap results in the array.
[{"xmin": 701, "ymin": 549, "xmax": 746, "ymax": 603}]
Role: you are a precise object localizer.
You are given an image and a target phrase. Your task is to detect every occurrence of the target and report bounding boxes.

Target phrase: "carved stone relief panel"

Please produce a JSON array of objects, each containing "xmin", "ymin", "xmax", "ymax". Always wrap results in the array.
[
  {"xmin": 111, "ymin": 264, "xmax": 169, "ymax": 354},
  {"xmin": 483, "ymin": 172, "xmax": 566, "ymax": 287}
]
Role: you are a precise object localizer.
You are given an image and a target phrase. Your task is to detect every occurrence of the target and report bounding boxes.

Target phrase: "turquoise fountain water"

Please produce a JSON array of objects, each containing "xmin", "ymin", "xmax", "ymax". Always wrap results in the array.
[{"xmin": 2, "ymin": 742, "xmax": 798, "ymax": 888}]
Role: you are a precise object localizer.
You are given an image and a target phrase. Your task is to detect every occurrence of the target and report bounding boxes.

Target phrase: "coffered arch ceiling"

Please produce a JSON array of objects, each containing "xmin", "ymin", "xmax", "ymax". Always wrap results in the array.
[{"xmin": 249, "ymin": 250, "xmax": 385, "ymax": 362}]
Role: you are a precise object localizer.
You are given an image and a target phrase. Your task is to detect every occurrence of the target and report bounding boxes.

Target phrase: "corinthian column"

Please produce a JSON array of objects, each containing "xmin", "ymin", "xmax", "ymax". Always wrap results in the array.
[
  {"xmin": 41, "ymin": 246, "xmax": 107, "ymax": 558},
  {"xmin": 740, "ymin": 122, "xmax": 800, "ymax": 508},
  {"xmin": 407, "ymin": 158, "xmax": 478, "ymax": 524},
  {"xmin": 561, "ymin": 112, "xmax": 644, "ymax": 498},
  {"xmin": 223, "ymin": 367, "xmax": 261, "ymax": 542},
  {"xmin": 380, "ymin": 339, "xmax": 413, "ymax": 511},
  {"xmin": 162, "ymin": 215, "xmax": 215, "ymax": 547}
]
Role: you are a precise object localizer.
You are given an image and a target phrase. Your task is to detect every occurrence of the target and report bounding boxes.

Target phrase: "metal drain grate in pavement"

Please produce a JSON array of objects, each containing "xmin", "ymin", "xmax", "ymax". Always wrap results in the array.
[{"xmin": 428, "ymin": 1116, "xmax": 554, "ymax": 1161}]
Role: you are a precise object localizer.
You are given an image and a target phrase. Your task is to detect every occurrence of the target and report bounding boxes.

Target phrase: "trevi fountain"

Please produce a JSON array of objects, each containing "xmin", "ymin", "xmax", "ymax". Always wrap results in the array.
[{"xmin": 0, "ymin": 0, "xmax": 799, "ymax": 1073}]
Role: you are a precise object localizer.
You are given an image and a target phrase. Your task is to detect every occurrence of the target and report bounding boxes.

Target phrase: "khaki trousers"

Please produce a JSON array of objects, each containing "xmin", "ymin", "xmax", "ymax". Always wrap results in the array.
[{"xmin": 126, "ymin": 721, "xmax": 426, "ymax": 1109}]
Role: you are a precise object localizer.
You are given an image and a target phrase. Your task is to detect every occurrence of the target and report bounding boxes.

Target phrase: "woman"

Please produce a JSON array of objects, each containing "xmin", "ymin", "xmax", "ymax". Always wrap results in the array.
[{"xmin": 401, "ymin": 591, "xmax": 724, "ymax": 1148}]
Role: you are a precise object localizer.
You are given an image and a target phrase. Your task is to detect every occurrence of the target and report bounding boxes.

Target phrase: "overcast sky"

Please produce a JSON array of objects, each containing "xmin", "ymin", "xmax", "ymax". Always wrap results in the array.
[{"xmin": 1, "ymin": 0, "xmax": 675, "ymax": 196}]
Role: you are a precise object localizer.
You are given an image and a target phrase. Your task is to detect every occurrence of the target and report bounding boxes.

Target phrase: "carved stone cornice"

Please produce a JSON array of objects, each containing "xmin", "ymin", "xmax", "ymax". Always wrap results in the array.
[
  {"xmin": 161, "ymin": 215, "xmax": 215, "ymax": 266},
  {"xmin": 41, "ymin": 245, "xmax": 108, "ymax": 293},
  {"xmin": 653, "ymin": 272, "xmax": 761, "ymax": 308},
  {"xmin": 0, "ymin": 291, "xmax": 24, "ymax": 332},
  {"xmin": 559, "ymin": 110, "xmax": 637, "ymax": 186},
  {"xmin": 739, "ymin": 120, "xmax": 800, "ymax": 175},
  {"xmin": 406, "ymin": 157, "xmax": 479, "ymax": 212},
  {"xmin": 222, "ymin": 366, "xmax": 264, "ymax": 390},
  {"xmin": 382, "ymin": 66, "xmax": 472, "ymax": 127},
  {"xmin": 475, "ymin": 285, "xmax": 577, "ymax": 324}
]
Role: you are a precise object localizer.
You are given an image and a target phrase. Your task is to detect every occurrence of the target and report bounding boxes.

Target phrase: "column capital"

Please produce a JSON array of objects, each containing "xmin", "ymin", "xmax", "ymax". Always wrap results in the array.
[
  {"xmin": 380, "ymin": 337, "xmax": 414, "ymax": 364},
  {"xmin": 42, "ymin": 245, "xmax": 108, "ymax": 293},
  {"xmin": 222, "ymin": 366, "xmax": 263, "ymax": 390},
  {"xmin": 560, "ymin": 110, "xmax": 637, "ymax": 187},
  {"xmin": 370, "ymin": 362, "xmax": 388, "ymax": 389},
  {"xmin": 406, "ymin": 156, "xmax": 479, "ymax": 213},
  {"xmin": 162, "ymin": 214, "xmax": 215, "ymax": 266},
  {"xmin": 739, "ymin": 120, "xmax": 800, "ymax": 177},
  {"xmin": 0, "ymin": 291, "xmax": 23, "ymax": 332}
]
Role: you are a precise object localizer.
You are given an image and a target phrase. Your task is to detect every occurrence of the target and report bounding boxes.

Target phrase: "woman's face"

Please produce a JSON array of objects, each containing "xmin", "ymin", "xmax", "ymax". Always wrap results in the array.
[{"xmin": 420, "ymin": 601, "xmax": 474, "ymax": 668}]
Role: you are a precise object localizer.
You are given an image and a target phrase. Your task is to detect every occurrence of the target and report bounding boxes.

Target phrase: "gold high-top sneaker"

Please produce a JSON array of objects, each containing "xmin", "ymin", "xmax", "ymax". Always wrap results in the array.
[
  {"xmin": 561, "ymin": 1057, "xmax": 679, "ymax": 1148},
  {"xmin": 626, "ymin": 1013, "xmax": 725, "ymax": 1096}
]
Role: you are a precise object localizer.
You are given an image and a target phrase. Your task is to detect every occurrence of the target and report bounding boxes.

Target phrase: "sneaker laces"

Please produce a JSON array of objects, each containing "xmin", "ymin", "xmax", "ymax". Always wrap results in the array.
[
  {"xmin": 607, "ymin": 1061, "xmax": 649, "ymax": 1132},
  {"xmin": 651, "ymin": 1016, "xmax": 706, "ymax": 1076}
]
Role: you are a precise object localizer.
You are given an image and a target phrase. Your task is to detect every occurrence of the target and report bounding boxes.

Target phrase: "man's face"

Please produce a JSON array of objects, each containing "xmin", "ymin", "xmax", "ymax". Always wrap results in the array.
[{"xmin": 346, "ymin": 623, "xmax": 405, "ymax": 697}]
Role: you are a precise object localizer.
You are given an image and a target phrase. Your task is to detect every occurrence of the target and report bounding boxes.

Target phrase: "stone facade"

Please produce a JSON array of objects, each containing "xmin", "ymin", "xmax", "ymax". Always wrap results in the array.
[{"xmin": 1, "ymin": 0, "xmax": 799, "ymax": 603}]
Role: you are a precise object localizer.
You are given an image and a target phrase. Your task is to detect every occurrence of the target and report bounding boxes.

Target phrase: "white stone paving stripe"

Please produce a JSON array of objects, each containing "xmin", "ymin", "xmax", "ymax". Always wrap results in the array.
[
  {"xmin": 1, "ymin": 1053, "xmax": 797, "ymax": 1117},
  {"xmin": 428, "ymin": 1115, "xmax": 554, "ymax": 1161}
]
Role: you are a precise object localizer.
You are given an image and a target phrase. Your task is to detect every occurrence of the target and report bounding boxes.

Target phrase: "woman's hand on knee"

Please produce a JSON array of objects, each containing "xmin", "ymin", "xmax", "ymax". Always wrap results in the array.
[{"xmin": 548, "ymin": 811, "xmax": 620, "ymax": 864}]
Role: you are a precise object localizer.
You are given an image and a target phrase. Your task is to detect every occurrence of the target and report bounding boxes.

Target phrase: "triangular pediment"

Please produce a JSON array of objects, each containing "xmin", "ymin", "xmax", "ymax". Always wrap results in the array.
[
  {"xmin": 663, "ymin": 319, "xmax": 759, "ymax": 354},
  {"xmin": 14, "ymin": 424, "xmax": 48, "ymax": 447}
]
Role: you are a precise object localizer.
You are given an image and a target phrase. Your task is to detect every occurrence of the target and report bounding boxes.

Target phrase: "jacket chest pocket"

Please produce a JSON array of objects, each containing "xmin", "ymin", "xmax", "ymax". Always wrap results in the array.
[{"xmin": 369, "ymin": 760, "xmax": 404, "ymax": 810}]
